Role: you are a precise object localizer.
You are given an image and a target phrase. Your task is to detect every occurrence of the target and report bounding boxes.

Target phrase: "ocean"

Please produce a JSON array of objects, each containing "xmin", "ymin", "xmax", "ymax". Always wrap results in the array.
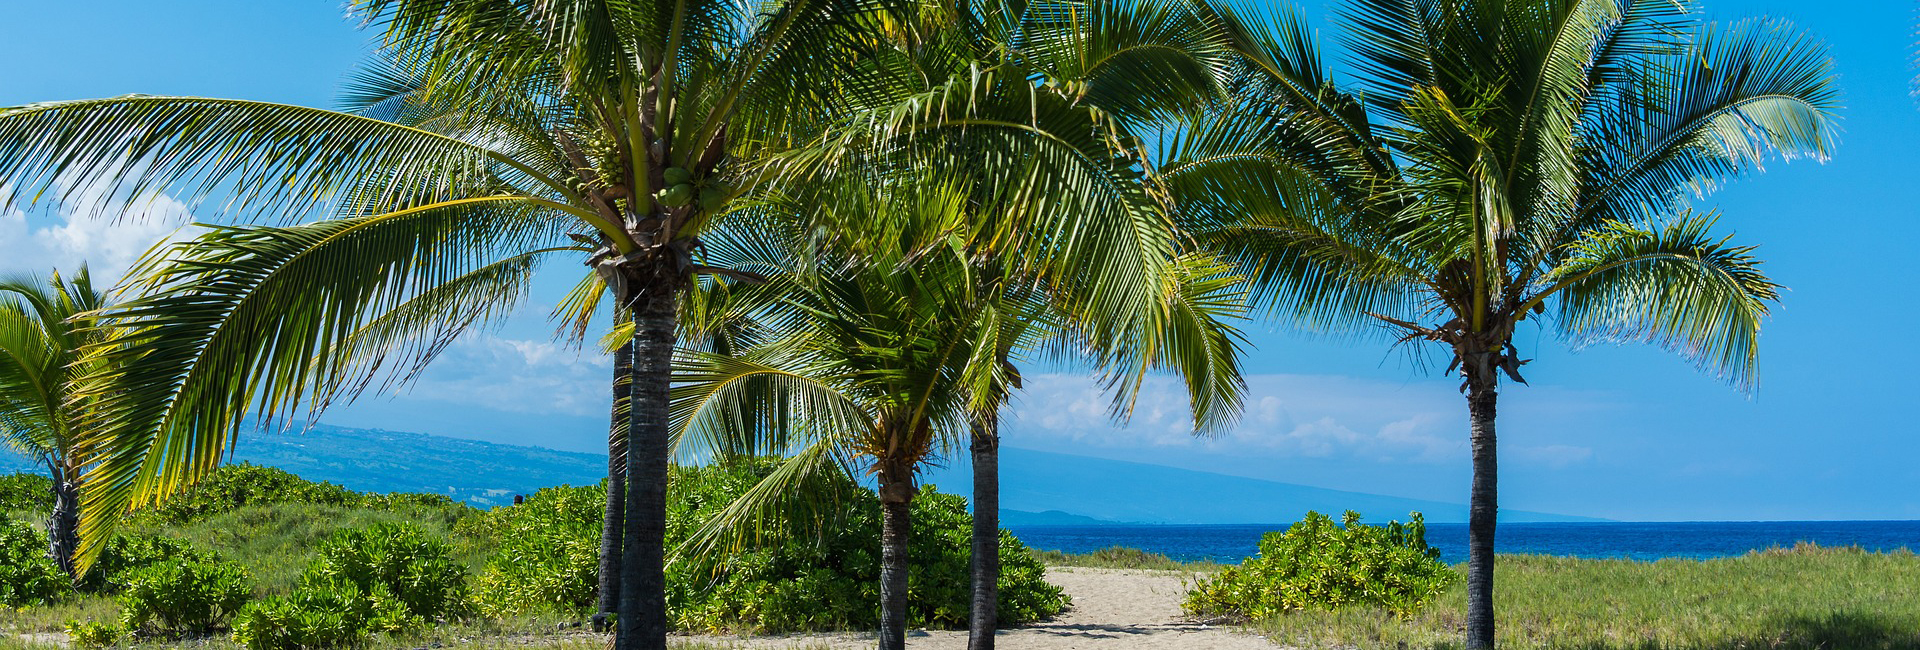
[{"xmin": 1007, "ymin": 520, "xmax": 1920, "ymax": 564}]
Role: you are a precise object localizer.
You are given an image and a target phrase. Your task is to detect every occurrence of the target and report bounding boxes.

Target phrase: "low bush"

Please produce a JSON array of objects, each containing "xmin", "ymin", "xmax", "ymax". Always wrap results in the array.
[
  {"xmin": 79, "ymin": 533, "xmax": 215, "ymax": 594},
  {"xmin": 301, "ymin": 522, "xmax": 469, "ymax": 621},
  {"xmin": 467, "ymin": 460, "xmax": 1068, "ymax": 633},
  {"xmin": 63, "ymin": 620, "xmax": 125, "ymax": 649},
  {"xmin": 117, "ymin": 559, "xmax": 253, "ymax": 635},
  {"xmin": 0, "ymin": 473, "xmax": 52, "ymax": 515},
  {"xmin": 231, "ymin": 584, "xmax": 420, "ymax": 650},
  {"xmin": 1185, "ymin": 510, "xmax": 1455, "ymax": 620},
  {"xmin": 225, "ymin": 521, "xmax": 463, "ymax": 649},
  {"xmin": 0, "ymin": 513, "xmax": 68, "ymax": 608},
  {"xmin": 1029, "ymin": 546, "xmax": 1226, "ymax": 571},
  {"xmin": 162, "ymin": 502, "xmax": 476, "ymax": 593},
  {"xmin": 464, "ymin": 485, "xmax": 601, "ymax": 618}
]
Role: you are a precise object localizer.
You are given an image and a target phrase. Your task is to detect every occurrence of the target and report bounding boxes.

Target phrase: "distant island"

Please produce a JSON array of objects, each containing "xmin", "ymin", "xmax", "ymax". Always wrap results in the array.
[{"xmin": 0, "ymin": 422, "xmax": 1601, "ymax": 522}]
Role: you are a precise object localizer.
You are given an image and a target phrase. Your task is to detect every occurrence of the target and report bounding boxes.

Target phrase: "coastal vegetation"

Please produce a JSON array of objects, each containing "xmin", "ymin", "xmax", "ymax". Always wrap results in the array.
[
  {"xmin": 0, "ymin": 463, "xmax": 1065, "ymax": 646},
  {"xmin": 1249, "ymin": 544, "xmax": 1920, "ymax": 650},
  {"xmin": 1185, "ymin": 511, "xmax": 1457, "ymax": 620},
  {"xmin": 0, "ymin": 0, "xmax": 1845, "ymax": 648}
]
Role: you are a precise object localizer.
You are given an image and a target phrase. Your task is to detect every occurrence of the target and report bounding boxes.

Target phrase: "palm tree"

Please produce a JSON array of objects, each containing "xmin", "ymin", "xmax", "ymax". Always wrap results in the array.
[
  {"xmin": 1160, "ymin": 2, "xmax": 1837, "ymax": 646},
  {"xmin": 668, "ymin": 163, "xmax": 1246, "ymax": 649},
  {"xmin": 806, "ymin": 3, "xmax": 1252, "ymax": 641},
  {"xmin": 0, "ymin": 267, "xmax": 107, "ymax": 578},
  {"xmin": 672, "ymin": 195, "xmax": 994, "ymax": 650},
  {"xmin": 0, "ymin": 3, "xmax": 905, "ymax": 646}
]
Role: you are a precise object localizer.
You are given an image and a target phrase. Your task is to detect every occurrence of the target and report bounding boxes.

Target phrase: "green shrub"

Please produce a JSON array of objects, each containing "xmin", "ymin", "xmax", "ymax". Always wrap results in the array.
[
  {"xmin": 231, "ymin": 584, "xmax": 420, "ymax": 650},
  {"xmin": 134, "ymin": 464, "xmax": 360, "ymax": 526},
  {"xmin": 63, "ymin": 620, "xmax": 125, "ymax": 649},
  {"xmin": 0, "ymin": 513, "xmax": 68, "ymax": 607},
  {"xmin": 117, "ymin": 559, "xmax": 253, "ymax": 634},
  {"xmin": 79, "ymin": 533, "xmax": 215, "ymax": 594},
  {"xmin": 467, "ymin": 460, "xmax": 1068, "ymax": 633},
  {"xmin": 0, "ymin": 473, "xmax": 52, "ymax": 515},
  {"xmin": 301, "ymin": 522, "xmax": 468, "ymax": 621},
  {"xmin": 465, "ymin": 485, "xmax": 601, "ymax": 618},
  {"xmin": 1184, "ymin": 510, "xmax": 1457, "ymax": 620}
]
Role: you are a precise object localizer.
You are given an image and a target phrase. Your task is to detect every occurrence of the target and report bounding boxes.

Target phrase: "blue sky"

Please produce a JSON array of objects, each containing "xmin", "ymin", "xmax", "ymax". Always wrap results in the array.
[{"xmin": 1, "ymin": 1, "xmax": 1915, "ymax": 522}]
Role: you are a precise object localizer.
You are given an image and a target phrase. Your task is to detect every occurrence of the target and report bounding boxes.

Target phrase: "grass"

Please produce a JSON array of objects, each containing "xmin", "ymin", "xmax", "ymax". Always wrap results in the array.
[
  {"xmin": 1252, "ymin": 543, "xmax": 1920, "ymax": 650},
  {"xmin": 138, "ymin": 501, "xmax": 483, "ymax": 594},
  {"xmin": 1028, "ymin": 545, "xmax": 1227, "ymax": 572}
]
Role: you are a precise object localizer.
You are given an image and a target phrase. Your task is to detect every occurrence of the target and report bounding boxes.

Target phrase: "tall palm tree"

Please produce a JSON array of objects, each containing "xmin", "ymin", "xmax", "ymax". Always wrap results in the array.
[
  {"xmin": 1161, "ymin": 2, "xmax": 1837, "ymax": 646},
  {"xmin": 0, "ymin": 4, "xmax": 900, "ymax": 647},
  {"xmin": 0, "ymin": 267, "xmax": 107, "ymax": 578}
]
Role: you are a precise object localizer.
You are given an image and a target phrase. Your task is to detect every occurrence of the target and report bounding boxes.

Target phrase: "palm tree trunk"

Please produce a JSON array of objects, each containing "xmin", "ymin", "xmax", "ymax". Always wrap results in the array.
[
  {"xmin": 1464, "ymin": 383, "xmax": 1498, "ymax": 649},
  {"xmin": 595, "ymin": 341, "xmax": 633, "ymax": 633},
  {"xmin": 46, "ymin": 465, "xmax": 77, "ymax": 579},
  {"xmin": 877, "ymin": 462, "xmax": 914, "ymax": 650},
  {"xmin": 967, "ymin": 415, "xmax": 1000, "ymax": 650},
  {"xmin": 618, "ymin": 295, "xmax": 676, "ymax": 650}
]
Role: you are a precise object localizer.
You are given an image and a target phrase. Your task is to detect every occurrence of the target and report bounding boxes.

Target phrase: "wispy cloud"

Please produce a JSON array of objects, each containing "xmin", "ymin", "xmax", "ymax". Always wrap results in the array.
[
  {"xmin": 0, "ymin": 181, "xmax": 203, "ymax": 282},
  {"xmin": 1006, "ymin": 373, "xmax": 1608, "ymax": 467},
  {"xmin": 397, "ymin": 334, "xmax": 611, "ymax": 418}
]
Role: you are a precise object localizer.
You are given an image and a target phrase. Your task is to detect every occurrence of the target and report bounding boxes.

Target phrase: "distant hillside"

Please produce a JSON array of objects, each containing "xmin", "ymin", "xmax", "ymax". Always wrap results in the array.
[
  {"xmin": 1001, "ymin": 509, "xmax": 1133, "ymax": 526},
  {"xmin": 0, "ymin": 422, "xmax": 608, "ymax": 507},
  {"xmin": 1, "ymin": 424, "xmax": 1600, "ymax": 521},
  {"xmin": 922, "ymin": 447, "xmax": 1604, "ymax": 524}
]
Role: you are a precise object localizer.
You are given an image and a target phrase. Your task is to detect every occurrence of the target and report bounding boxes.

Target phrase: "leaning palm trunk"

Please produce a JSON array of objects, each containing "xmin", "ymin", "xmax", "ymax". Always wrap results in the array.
[
  {"xmin": 46, "ymin": 465, "xmax": 79, "ymax": 578},
  {"xmin": 621, "ymin": 290, "xmax": 680, "ymax": 649},
  {"xmin": 967, "ymin": 416, "xmax": 1000, "ymax": 650},
  {"xmin": 1464, "ymin": 377, "xmax": 1497, "ymax": 649},
  {"xmin": 596, "ymin": 341, "xmax": 634, "ymax": 632},
  {"xmin": 877, "ymin": 460, "xmax": 916, "ymax": 650}
]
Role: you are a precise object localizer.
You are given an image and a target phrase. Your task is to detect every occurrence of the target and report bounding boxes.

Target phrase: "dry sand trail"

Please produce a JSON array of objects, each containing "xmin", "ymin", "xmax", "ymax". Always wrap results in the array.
[{"xmin": 685, "ymin": 567, "xmax": 1278, "ymax": 649}]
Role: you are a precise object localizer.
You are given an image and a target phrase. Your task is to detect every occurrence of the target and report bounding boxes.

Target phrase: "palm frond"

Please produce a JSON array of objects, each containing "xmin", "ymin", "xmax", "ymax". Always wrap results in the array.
[
  {"xmin": 0, "ymin": 97, "xmax": 568, "ymax": 221},
  {"xmin": 68, "ymin": 196, "xmax": 568, "ymax": 571},
  {"xmin": 1538, "ymin": 212, "xmax": 1779, "ymax": 389}
]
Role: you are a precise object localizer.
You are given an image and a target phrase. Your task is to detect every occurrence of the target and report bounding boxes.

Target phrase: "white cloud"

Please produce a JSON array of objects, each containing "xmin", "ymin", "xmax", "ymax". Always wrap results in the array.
[
  {"xmin": 399, "ymin": 334, "xmax": 611, "ymax": 418},
  {"xmin": 1006, "ymin": 372, "xmax": 1606, "ymax": 467},
  {"xmin": 0, "ymin": 182, "xmax": 203, "ymax": 282}
]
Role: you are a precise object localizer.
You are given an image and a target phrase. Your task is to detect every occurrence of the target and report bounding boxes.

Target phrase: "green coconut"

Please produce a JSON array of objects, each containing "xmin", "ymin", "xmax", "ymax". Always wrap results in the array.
[
  {"xmin": 698, "ymin": 187, "xmax": 728, "ymax": 211},
  {"xmin": 659, "ymin": 183, "xmax": 695, "ymax": 207},
  {"xmin": 662, "ymin": 167, "xmax": 692, "ymax": 186}
]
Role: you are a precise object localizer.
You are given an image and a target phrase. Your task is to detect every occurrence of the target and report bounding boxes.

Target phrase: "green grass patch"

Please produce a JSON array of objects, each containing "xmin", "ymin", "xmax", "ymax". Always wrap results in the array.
[
  {"xmin": 129, "ymin": 502, "xmax": 481, "ymax": 595},
  {"xmin": 1252, "ymin": 544, "xmax": 1920, "ymax": 649},
  {"xmin": 1028, "ymin": 546, "xmax": 1227, "ymax": 572}
]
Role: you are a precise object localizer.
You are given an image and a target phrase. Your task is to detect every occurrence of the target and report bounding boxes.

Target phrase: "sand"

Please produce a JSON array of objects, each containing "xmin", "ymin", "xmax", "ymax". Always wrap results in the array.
[{"xmin": 683, "ymin": 567, "xmax": 1277, "ymax": 649}]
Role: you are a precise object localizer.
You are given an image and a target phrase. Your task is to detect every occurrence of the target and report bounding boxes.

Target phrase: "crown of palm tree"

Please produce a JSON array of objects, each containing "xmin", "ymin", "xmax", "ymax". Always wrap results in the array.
[
  {"xmin": 0, "ymin": 267, "xmax": 105, "ymax": 476},
  {"xmin": 1161, "ymin": 0, "xmax": 1835, "ymax": 387}
]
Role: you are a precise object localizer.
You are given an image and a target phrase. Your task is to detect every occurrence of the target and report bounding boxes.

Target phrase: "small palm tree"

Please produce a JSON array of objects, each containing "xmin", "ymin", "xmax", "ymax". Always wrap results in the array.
[
  {"xmin": 1161, "ymin": 2, "xmax": 1837, "ymax": 647},
  {"xmin": 0, "ymin": 267, "xmax": 107, "ymax": 578},
  {"xmin": 674, "ymin": 213, "xmax": 990, "ymax": 650},
  {"xmin": 669, "ymin": 169, "xmax": 1244, "ymax": 649}
]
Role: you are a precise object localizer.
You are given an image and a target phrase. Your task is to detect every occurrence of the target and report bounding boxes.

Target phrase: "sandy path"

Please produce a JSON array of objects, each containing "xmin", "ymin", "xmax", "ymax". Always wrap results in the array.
[{"xmin": 683, "ymin": 567, "xmax": 1276, "ymax": 649}]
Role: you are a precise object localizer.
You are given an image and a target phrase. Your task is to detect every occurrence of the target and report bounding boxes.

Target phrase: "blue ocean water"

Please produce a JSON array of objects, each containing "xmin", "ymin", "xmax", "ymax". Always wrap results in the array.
[{"xmin": 1008, "ymin": 520, "xmax": 1920, "ymax": 564}]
